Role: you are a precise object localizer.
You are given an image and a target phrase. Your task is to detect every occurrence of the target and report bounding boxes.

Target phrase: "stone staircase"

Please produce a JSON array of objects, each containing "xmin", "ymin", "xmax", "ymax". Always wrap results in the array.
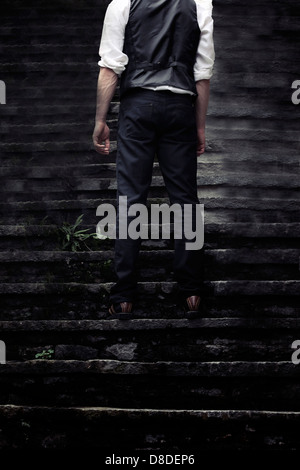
[{"xmin": 0, "ymin": 0, "xmax": 299, "ymax": 452}]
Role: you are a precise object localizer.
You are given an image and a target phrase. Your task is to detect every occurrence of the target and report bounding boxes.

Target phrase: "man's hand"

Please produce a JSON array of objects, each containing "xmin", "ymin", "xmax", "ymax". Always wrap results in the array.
[
  {"xmin": 197, "ymin": 128, "xmax": 205, "ymax": 155},
  {"xmin": 93, "ymin": 121, "xmax": 110, "ymax": 155}
]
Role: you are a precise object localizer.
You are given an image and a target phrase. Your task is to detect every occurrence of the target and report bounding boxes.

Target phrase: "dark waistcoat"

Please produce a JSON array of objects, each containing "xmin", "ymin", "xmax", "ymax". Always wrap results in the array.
[{"xmin": 120, "ymin": 0, "xmax": 201, "ymax": 97}]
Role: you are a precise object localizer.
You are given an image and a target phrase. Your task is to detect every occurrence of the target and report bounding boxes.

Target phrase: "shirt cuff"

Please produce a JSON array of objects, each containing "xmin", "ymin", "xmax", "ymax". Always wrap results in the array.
[
  {"xmin": 98, "ymin": 59, "xmax": 126, "ymax": 76},
  {"xmin": 194, "ymin": 68, "xmax": 214, "ymax": 81}
]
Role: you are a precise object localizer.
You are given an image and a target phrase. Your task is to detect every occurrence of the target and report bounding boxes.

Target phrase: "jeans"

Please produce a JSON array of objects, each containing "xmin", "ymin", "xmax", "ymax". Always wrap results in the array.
[{"xmin": 109, "ymin": 88, "xmax": 203, "ymax": 305}]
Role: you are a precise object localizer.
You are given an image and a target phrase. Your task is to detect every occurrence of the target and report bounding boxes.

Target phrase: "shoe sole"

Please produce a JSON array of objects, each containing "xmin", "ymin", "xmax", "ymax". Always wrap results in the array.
[
  {"xmin": 113, "ymin": 313, "xmax": 133, "ymax": 320},
  {"xmin": 108, "ymin": 309, "xmax": 133, "ymax": 320},
  {"xmin": 185, "ymin": 310, "xmax": 200, "ymax": 319}
]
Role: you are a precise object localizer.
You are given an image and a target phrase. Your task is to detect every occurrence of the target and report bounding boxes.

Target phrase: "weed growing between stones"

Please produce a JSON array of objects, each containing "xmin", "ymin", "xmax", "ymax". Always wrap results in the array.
[{"xmin": 57, "ymin": 214, "xmax": 98, "ymax": 252}]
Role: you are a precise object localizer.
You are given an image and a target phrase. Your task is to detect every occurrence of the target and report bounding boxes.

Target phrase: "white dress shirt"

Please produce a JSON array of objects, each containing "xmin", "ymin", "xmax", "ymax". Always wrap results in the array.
[{"xmin": 98, "ymin": 0, "xmax": 215, "ymax": 94}]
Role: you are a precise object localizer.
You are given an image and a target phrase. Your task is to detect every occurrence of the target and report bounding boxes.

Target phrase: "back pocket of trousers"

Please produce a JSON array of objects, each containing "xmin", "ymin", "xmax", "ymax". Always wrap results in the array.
[{"xmin": 121, "ymin": 103, "xmax": 153, "ymax": 140}]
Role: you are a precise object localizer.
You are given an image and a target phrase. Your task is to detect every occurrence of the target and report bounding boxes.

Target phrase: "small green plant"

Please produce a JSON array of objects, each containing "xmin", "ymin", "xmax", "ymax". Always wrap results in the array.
[
  {"xmin": 103, "ymin": 259, "xmax": 112, "ymax": 268},
  {"xmin": 58, "ymin": 214, "xmax": 98, "ymax": 252},
  {"xmin": 21, "ymin": 421, "xmax": 31, "ymax": 429},
  {"xmin": 102, "ymin": 259, "xmax": 112, "ymax": 273},
  {"xmin": 35, "ymin": 348, "xmax": 54, "ymax": 359}
]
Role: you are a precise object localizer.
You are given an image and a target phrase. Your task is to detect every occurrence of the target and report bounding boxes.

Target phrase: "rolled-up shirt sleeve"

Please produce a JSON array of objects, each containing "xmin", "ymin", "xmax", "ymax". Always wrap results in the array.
[
  {"xmin": 98, "ymin": 0, "xmax": 130, "ymax": 76},
  {"xmin": 194, "ymin": 0, "xmax": 215, "ymax": 81}
]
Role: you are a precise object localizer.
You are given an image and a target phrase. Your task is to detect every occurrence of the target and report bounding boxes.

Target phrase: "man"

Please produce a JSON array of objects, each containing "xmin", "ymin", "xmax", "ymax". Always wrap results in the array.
[{"xmin": 93, "ymin": 0, "xmax": 215, "ymax": 319}]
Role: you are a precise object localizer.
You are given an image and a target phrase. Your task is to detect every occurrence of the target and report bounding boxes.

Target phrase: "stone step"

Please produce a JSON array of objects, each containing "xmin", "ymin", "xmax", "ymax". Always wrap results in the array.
[
  {"xmin": 1, "ymin": 182, "xmax": 299, "ymax": 204},
  {"xmin": 2, "ymin": 0, "xmax": 296, "ymax": 13},
  {"xmin": 1, "ymin": 1, "xmax": 109, "ymax": 13},
  {"xmin": 214, "ymin": 10, "xmax": 300, "ymax": 28},
  {"xmin": 0, "ymin": 223, "xmax": 298, "ymax": 251},
  {"xmin": 0, "ymin": 62, "xmax": 98, "ymax": 74},
  {"xmin": 0, "ymin": 104, "xmax": 116, "ymax": 121},
  {"xmin": 2, "ymin": 158, "xmax": 298, "ymax": 178},
  {"xmin": 0, "ymin": 249, "xmax": 299, "ymax": 283},
  {"xmin": 2, "ymin": 84, "xmax": 99, "ymax": 106},
  {"xmin": 1, "ymin": 165, "xmax": 299, "ymax": 186},
  {"xmin": 1, "ymin": 8, "xmax": 109, "ymax": 20},
  {"xmin": 2, "ymin": 189, "xmax": 299, "ymax": 205},
  {"xmin": 0, "ymin": 198, "xmax": 298, "ymax": 225},
  {"xmin": 0, "ymin": 137, "xmax": 298, "ymax": 160},
  {"xmin": 0, "ymin": 76, "xmax": 296, "ymax": 107},
  {"xmin": 1, "ymin": 360, "xmax": 299, "ymax": 378},
  {"xmin": 2, "ymin": 377, "xmax": 300, "ymax": 416},
  {"xmin": 0, "ymin": 87, "xmax": 296, "ymax": 113},
  {"xmin": 0, "ymin": 179, "xmax": 299, "ymax": 203},
  {"xmin": 2, "ymin": 196, "xmax": 297, "ymax": 211},
  {"xmin": 0, "ymin": 140, "xmax": 298, "ymax": 167},
  {"xmin": 1, "ymin": 281, "xmax": 298, "ymax": 296},
  {"xmin": 1, "ymin": 100, "xmax": 298, "ymax": 121},
  {"xmin": 0, "ymin": 9, "xmax": 296, "ymax": 24},
  {"xmin": 0, "ymin": 163, "xmax": 120, "ymax": 179},
  {"xmin": 0, "ymin": 121, "xmax": 117, "ymax": 143},
  {"xmin": 1, "ymin": 249, "xmax": 298, "ymax": 265},
  {"xmin": 0, "ymin": 360, "xmax": 300, "ymax": 412},
  {"xmin": 0, "ymin": 281, "xmax": 299, "ymax": 320},
  {"xmin": 1, "ymin": 48, "xmax": 298, "ymax": 75},
  {"xmin": 0, "ymin": 318, "xmax": 299, "ymax": 363},
  {"xmin": 2, "ymin": 317, "xmax": 300, "ymax": 331},
  {"xmin": 1, "ymin": 405, "xmax": 300, "ymax": 450},
  {"xmin": 1, "ymin": 145, "xmax": 298, "ymax": 168},
  {"xmin": 0, "ymin": 121, "xmax": 298, "ymax": 143},
  {"xmin": 0, "ymin": 64, "xmax": 296, "ymax": 91},
  {"xmin": 1, "ymin": 11, "xmax": 299, "ymax": 33},
  {"xmin": 0, "ymin": 30, "xmax": 98, "ymax": 47},
  {"xmin": 1, "ymin": 165, "xmax": 298, "ymax": 201},
  {"xmin": 1, "ymin": 358, "xmax": 300, "ymax": 412},
  {"xmin": 1, "ymin": 40, "xmax": 298, "ymax": 56}
]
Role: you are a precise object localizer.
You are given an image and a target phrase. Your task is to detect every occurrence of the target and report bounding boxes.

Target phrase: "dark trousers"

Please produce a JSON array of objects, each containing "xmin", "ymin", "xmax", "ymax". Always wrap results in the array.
[{"xmin": 109, "ymin": 88, "xmax": 203, "ymax": 305}]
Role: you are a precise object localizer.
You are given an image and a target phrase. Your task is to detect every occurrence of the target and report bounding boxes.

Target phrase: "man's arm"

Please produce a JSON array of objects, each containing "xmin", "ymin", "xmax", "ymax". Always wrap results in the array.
[
  {"xmin": 93, "ymin": 67, "xmax": 118, "ymax": 155},
  {"xmin": 195, "ymin": 79, "xmax": 210, "ymax": 155}
]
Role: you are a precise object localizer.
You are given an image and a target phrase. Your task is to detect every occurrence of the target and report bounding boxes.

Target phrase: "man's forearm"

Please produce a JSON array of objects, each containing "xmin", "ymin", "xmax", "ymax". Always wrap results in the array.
[
  {"xmin": 95, "ymin": 67, "xmax": 118, "ymax": 122},
  {"xmin": 195, "ymin": 79, "xmax": 210, "ymax": 130},
  {"xmin": 195, "ymin": 79, "xmax": 210, "ymax": 155},
  {"xmin": 93, "ymin": 67, "xmax": 118, "ymax": 155}
]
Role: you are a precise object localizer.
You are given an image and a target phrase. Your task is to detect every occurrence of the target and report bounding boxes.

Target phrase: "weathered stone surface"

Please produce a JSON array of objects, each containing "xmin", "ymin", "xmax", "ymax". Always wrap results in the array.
[
  {"xmin": 2, "ymin": 374, "xmax": 300, "ymax": 412},
  {"xmin": 105, "ymin": 343, "xmax": 138, "ymax": 361},
  {"xmin": 54, "ymin": 345, "xmax": 98, "ymax": 360},
  {"xmin": 0, "ymin": 360, "xmax": 299, "ymax": 377},
  {"xmin": 0, "ymin": 0, "xmax": 299, "ymax": 451},
  {"xmin": 1, "ymin": 405, "xmax": 300, "ymax": 450},
  {"xmin": 1, "ymin": 248, "xmax": 299, "ymax": 283},
  {"xmin": 2, "ymin": 316, "xmax": 300, "ymax": 367},
  {"xmin": 1, "ymin": 317, "xmax": 300, "ymax": 331},
  {"xmin": 1, "ymin": 280, "xmax": 299, "ymax": 297}
]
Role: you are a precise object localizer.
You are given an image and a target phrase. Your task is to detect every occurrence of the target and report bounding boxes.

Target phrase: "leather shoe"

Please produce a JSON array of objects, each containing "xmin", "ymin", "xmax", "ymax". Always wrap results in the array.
[
  {"xmin": 108, "ymin": 301, "xmax": 133, "ymax": 320},
  {"xmin": 183, "ymin": 295, "xmax": 201, "ymax": 319}
]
